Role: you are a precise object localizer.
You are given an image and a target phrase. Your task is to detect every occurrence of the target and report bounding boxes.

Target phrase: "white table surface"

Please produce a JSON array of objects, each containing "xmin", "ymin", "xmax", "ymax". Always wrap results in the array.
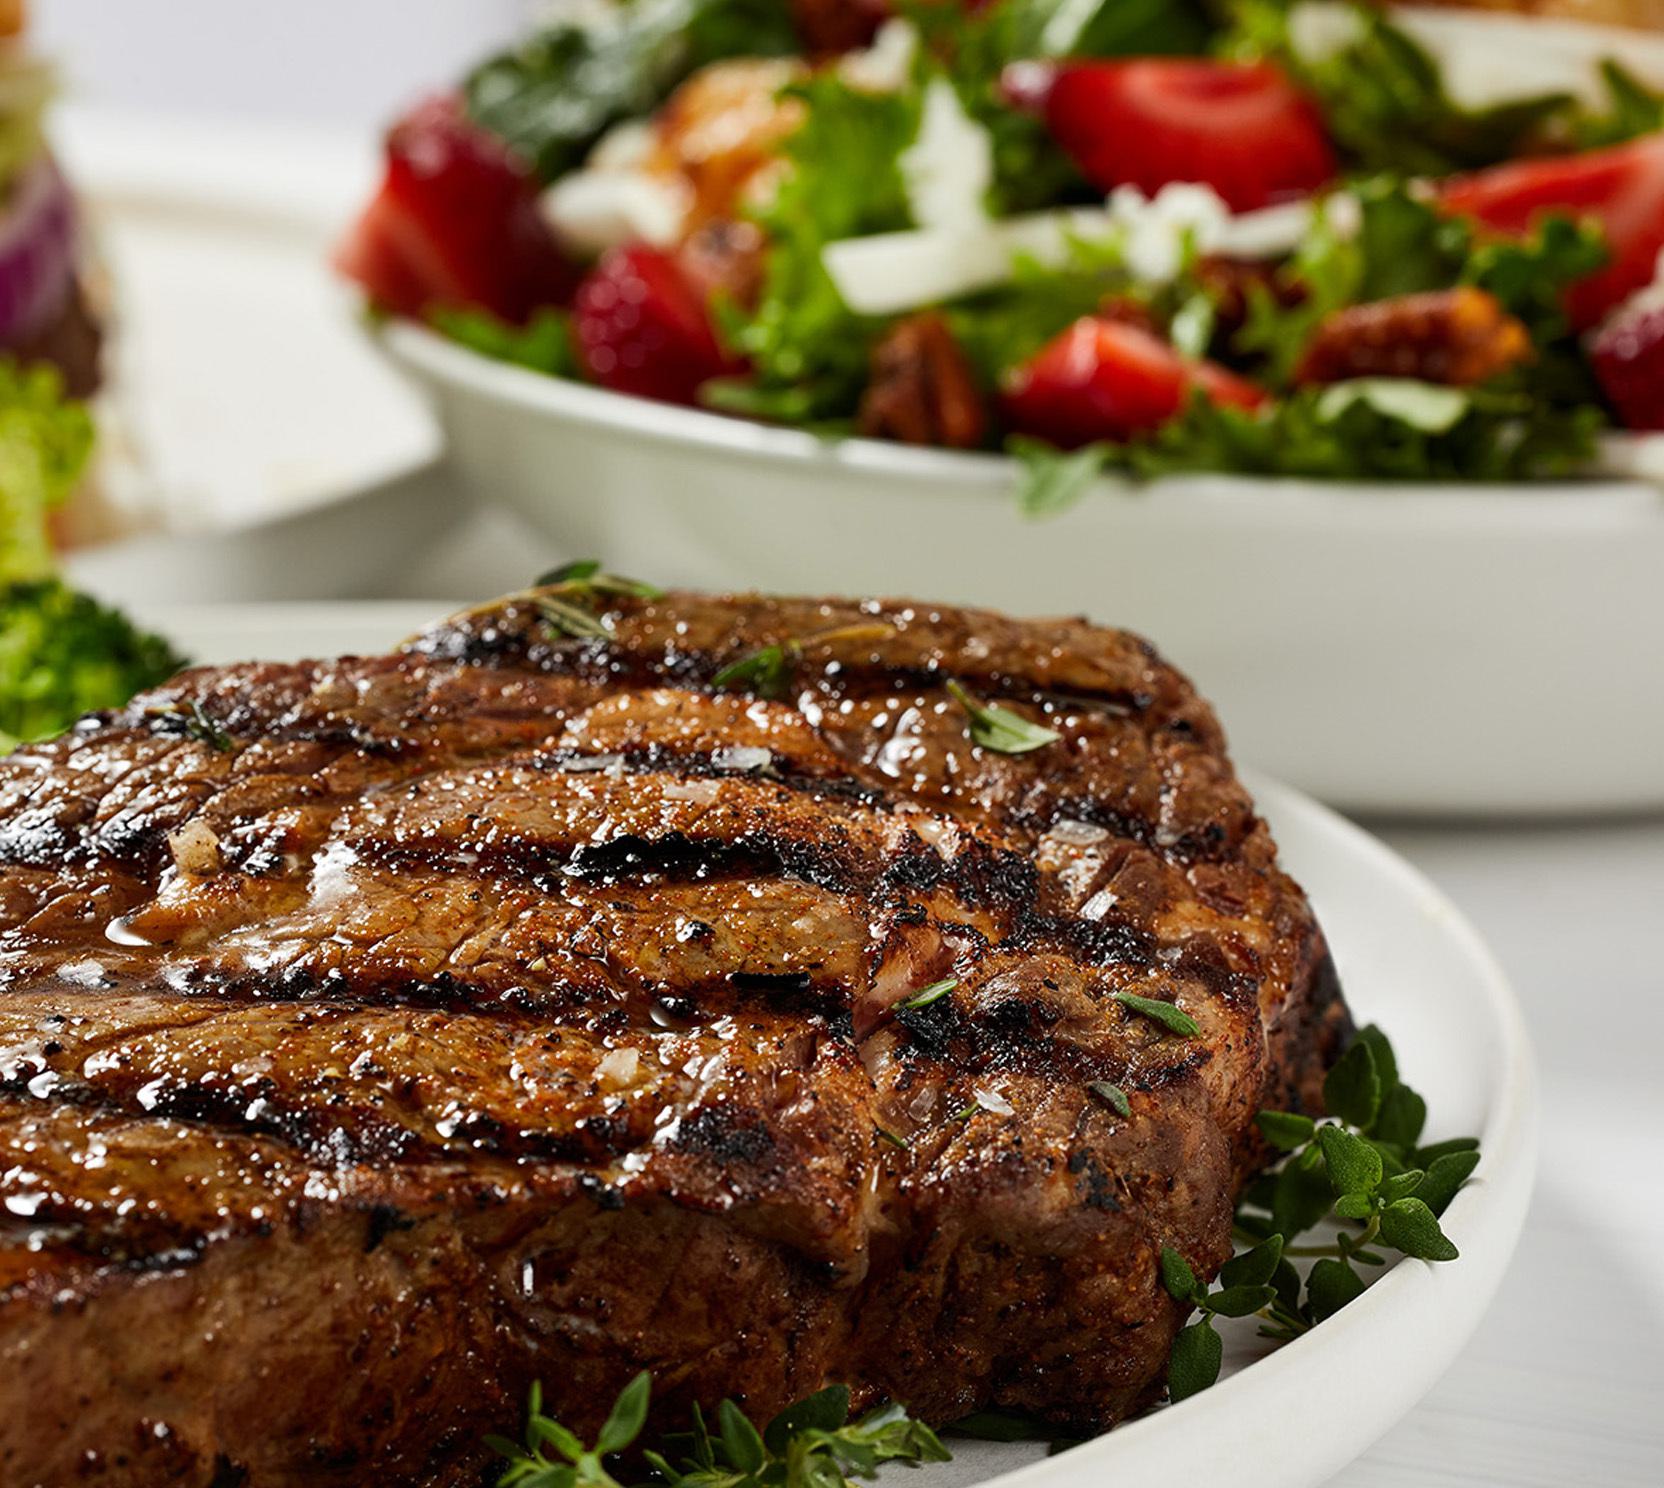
[{"xmin": 1336, "ymin": 817, "xmax": 1664, "ymax": 1486}]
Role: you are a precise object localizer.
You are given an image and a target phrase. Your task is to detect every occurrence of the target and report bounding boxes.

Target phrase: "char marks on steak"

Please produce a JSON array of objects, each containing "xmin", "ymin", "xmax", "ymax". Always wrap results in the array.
[{"xmin": 0, "ymin": 591, "xmax": 1349, "ymax": 1487}]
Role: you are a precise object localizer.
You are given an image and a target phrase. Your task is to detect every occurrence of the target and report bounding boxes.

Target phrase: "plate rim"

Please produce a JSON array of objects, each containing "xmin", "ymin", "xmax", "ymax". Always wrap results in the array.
[{"xmin": 379, "ymin": 317, "xmax": 1664, "ymax": 523}]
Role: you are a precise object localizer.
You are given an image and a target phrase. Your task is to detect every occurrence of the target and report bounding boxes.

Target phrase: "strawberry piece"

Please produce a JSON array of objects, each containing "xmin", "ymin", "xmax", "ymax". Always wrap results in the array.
[
  {"xmin": 1440, "ymin": 132, "xmax": 1664, "ymax": 331},
  {"xmin": 334, "ymin": 94, "xmax": 573, "ymax": 323},
  {"xmin": 1005, "ymin": 59, "xmax": 1337, "ymax": 213},
  {"xmin": 573, "ymin": 245, "xmax": 740, "ymax": 405},
  {"xmin": 1589, "ymin": 297, "xmax": 1664, "ymax": 430},
  {"xmin": 1000, "ymin": 316, "xmax": 1267, "ymax": 448}
]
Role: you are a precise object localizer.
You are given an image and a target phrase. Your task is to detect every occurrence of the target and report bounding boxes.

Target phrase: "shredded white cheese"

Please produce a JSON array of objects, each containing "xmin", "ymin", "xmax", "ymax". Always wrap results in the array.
[{"xmin": 899, "ymin": 78, "xmax": 994, "ymax": 234}]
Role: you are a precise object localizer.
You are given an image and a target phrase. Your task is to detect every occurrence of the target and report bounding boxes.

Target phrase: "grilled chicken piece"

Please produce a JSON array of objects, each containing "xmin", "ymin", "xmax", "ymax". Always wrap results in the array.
[{"xmin": 0, "ymin": 591, "xmax": 1349, "ymax": 1487}]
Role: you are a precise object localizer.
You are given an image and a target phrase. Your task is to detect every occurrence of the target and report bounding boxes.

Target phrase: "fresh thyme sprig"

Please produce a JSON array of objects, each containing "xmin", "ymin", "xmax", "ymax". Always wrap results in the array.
[
  {"xmin": 491, "ymin": 1375, "xmax": 948, "ymax": 1488},
  {"xmin": 535, "ymin": 559, "xmax": 665, "ymax": 601},
  {"xmin": 144, "ymin": 700, "xmax": 234, "ymax": 753},
  {"xmin": 712, "ymin": 624, "xmax": 898, "ymax": 702},
  {"xmin": 1159, "ymin": 1023, "xmax": 1481, "ymax": 1399}
]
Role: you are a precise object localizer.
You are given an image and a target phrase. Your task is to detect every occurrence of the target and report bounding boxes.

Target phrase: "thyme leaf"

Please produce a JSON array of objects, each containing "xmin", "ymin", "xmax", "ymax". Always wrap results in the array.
[
  {"xmin": 1112, "ymin": 991, "xmax": 1200, "ymax": 1038},
  {"xmin": 897, "ymin": 978, "xmax": 957, "ymax": 1011},
  {"xmin": 145, "ymin": 701, "xmax": 233, "ymax": 753},
  {"xmin": 945, "ymin": 680, "xmax": 1060, "ymax": 755}
]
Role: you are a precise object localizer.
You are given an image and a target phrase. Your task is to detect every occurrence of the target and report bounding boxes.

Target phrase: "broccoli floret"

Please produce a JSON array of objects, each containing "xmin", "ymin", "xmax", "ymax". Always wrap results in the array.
[{"xmin": 0, "ymin": 579, "xmax": 186, "ymax": 750}]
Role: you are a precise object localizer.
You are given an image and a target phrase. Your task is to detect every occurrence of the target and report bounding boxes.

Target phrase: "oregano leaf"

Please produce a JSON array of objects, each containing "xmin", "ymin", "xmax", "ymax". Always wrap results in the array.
[
  {"xmin": 1255, "ymin": 1110, "xmax": 1316, "ymax": 1150},
  {"xmin": 1416, "ymin": 1148, "xmax": 1481, "ymax": 1216},
  {"xmin": 1306, "ymin": 1257, "xmax": 1366, "ymax": 1322},
  {"xmin": 1167, "ymin": 1319, "xmax": 1222, "ymax": 1403},
  {"xmin": 1324, "ymin": 1039, "xmax": 1383, "ymax": 1129},
  {"xmin": 1318, "ymin": 1123, "xmax": 1385, "ymax": 1198},
  {"xmin": 1379, "ymin": 1198, "xmax": 1460, "ymax": 1261}
]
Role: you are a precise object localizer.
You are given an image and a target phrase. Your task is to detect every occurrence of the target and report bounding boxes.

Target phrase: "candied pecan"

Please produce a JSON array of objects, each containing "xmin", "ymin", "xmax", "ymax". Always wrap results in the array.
[
  {"xmin": 1195, "ymin": 256, "xmax": 1306, "ymax": 343},
  {"xmin": 791, "ymin": 0, "xmax": 891, "ymax": 54},
  {"xmin": 677, "ymin": 218, "xmax": 769, "ymax": 312},
  {"xmin": 1096, "ymin": 295, "xmax": 1162, "ymax": 337},
  {"xmin": 858, "ymin": 313, "xmax": 988, "ymax": 449},
  {"xmin": 1295, "ymin": 287, "xmax": 1532, "ymax": 387}
]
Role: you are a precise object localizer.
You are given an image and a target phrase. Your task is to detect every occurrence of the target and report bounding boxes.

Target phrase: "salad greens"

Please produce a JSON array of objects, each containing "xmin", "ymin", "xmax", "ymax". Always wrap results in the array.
[
  {"xmin": 465, "ymin": 0, "xmax": 800, "ymax": 182},
  {"xmin": 0, "ymin": 363, "xmax": 184, "ymax": 751},
  {"xmin": 422, "ymin": 0, "xmax": 1664, "ymax": 507}
]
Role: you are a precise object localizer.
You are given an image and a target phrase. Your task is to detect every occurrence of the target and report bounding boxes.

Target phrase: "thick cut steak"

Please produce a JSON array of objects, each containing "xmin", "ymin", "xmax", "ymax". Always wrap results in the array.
[{"xmin": 0, "ymin": 591, "xmax": 1349, "ymax": 1486}]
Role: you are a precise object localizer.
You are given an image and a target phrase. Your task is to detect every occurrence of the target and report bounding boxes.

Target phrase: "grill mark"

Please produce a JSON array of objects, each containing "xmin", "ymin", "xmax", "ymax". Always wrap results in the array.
[
  {"xmin": 91, "ymin": 966, "xmax": 866, "ymax": 1034},
  {"xmin": 410, "ymin": 605, "xmax": 1172, "ymax": 718},
  {"xmin": 530, "ymin": 744, "xmax": 894, "ymax": 812},
  {"xmin": 352, "ymin": 817, "xmax": 1038, "ymax": 927}
]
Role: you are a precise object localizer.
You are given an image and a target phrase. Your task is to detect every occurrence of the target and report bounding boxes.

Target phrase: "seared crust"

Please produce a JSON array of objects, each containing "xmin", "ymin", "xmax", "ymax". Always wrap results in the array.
[{"xmin": 0, "ymin": 591, "xmax": 1349, "ymax": 1486}]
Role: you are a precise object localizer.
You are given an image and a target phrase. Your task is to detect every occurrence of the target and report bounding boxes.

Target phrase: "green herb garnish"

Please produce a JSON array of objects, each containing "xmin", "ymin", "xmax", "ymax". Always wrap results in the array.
[
  {"xmin": 945, "ymin": 680, "xmax": 1060, "ymax": 755},
  {"xmin": 1112, "ymin": 991, "xmax": 1199, "ymax": 1038},
  {"xmin": 897, "ymin": 978, "xmax": 958, "ymax": 1011},
  {"xmin": 536, "ymin": 560, "xmax": 665, "ymax": 601},
  {"xmin": 875, "ymin": 1125, "xmax": 910, "ymax": 1151},
  {"xmin": 712, "ymin": 642, "xmax": 795, "ymax": 701},
  {"xmin": 534, "ymin": 594, "xmax": 613, "ymax": 642},
  {"xmin": 1164, "ymin": 1025, "xmax": 1480, "ymax": 1399},
  {"xmin": 713, "ymin": 624, "xmax": 897, "ymax": 702},
  {"xmin": 1088, "ymin": 1080, "xmax": 1132, "ymax": 1117},
  {"xmin": 145, "ymin": 700, "xmax": 233, "ymax": 753},
  {"xmin": 490, "ymin": 1373, "xmax": 947, "ymax": 1488}
]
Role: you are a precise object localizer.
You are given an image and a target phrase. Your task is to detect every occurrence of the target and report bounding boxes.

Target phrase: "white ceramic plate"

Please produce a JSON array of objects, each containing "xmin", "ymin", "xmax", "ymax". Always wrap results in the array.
[
  {"xmin": 378, "ymin": 323, "xmax": 1664, "ymax": 818},
  {"xmin": 48, "ymin": 108, "xmax": 456, "ymax": 597},
  {"xmin": 141, "ymin": 600, "xmax": 1538, "ymax": 1488}
]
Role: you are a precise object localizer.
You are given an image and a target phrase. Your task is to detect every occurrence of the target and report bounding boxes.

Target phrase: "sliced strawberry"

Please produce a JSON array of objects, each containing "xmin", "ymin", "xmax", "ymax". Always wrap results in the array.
[
  {"xmin": 1000, "ymin": 316, "xmax": 1267, "ymax": 448},
  {"xmin": 573, "ymin": 245, "xmax": 740, "ymax": 405},
  {"xmin": 1440, "ymin": 132, "xmax": 1664, "ymax": 331},
  {"xmin": 1589, "ymin": 298, "xmax": 1664, "ymax": 430},
  {"xmin": 1004, "ymin": 59, "xmax": 1336, "ymax": 214},
  {"xmin": 334, "ymin": 94, "xmax": 573, "ymax": 323}
]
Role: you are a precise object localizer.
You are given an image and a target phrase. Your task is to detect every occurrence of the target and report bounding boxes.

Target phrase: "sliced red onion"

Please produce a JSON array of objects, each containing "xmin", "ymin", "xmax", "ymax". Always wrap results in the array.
[{"xmin": 0, "ymin": 156, "xmax": 77, "ymax": 350}]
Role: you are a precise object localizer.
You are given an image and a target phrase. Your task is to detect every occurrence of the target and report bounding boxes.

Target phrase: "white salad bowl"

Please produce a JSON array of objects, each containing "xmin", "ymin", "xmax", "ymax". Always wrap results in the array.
[{"xmin": 379, "ymin": 319, "xmax": 1664, "ymax": 819}]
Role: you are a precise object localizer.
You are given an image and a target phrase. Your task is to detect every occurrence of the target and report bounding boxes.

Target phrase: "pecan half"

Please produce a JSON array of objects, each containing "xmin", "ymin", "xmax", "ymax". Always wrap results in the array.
[
  {"xmin": 858, "ymin": 313, "xmax": 988, "ymax": 449},
  {"xmin": 791, "ymin": 0, "xmax": 891, "ymax": 54},
  {"xmin": 1295, "ymin": 287, "xmax": 1532, "ymax": 387}
]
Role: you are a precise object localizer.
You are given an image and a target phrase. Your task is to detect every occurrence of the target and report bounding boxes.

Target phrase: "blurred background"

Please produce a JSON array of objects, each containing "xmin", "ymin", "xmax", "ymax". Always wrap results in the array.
[{"xmin": 40, "ymin": 0, "xmax": 522, "ymax": 128}]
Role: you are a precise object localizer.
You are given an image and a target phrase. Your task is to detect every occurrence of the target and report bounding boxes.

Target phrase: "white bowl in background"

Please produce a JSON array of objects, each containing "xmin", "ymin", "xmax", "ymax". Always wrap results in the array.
[{"xmin": 377, "ymin": 320, "xmax": 1664, "ymax": 819}]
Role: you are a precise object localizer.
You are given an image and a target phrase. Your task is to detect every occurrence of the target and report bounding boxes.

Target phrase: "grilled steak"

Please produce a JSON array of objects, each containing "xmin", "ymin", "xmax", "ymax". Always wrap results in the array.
[{"xmin": 0, "ymin": 590, "xmax": 1349, "ymax": 1487}]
